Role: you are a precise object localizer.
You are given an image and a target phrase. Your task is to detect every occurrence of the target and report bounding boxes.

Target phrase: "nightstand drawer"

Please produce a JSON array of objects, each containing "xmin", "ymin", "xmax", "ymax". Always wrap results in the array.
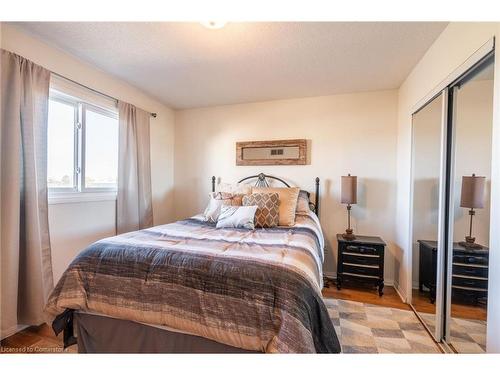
[
  {"xmin": 342, "ymin": 263, "xmax": 380, "ymax": 277},
  {"xmin": 452, "ymin": 275, "xmax": 488, "ymax": 289},
  {"xmin": 453, "ymin": 263, "xmax": 488, "ymax": 278},
  {"xmin": 343, "ymin": 253, "xmax": 380, "ymax": 266},
  {"xmin": 453, "ymin": 254, "xmax": 488, "ymax": 266},
  {"xmin": 343, "ymin": 244, "xmax": 380, "ymax": 256},
  {"xmin": 452, "ymin": 286, "xmax": 488, "ymax": 300}
]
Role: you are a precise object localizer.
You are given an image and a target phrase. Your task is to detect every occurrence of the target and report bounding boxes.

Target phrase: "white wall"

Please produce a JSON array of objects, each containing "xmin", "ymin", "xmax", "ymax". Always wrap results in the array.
[
  {"xmin": 47, "ymin": 201, "xmax": 116, "ymax": 282},
  {"xmin": 0, "ymin": 23, "xmax": 176, "ymax": 283},
  {"xmin": 396, "ymin": 22, "xmax": 500, "ymax": 353},
  {"xmin": 174, "ymin": 90, "xmax": 399, "ymax": 283}
]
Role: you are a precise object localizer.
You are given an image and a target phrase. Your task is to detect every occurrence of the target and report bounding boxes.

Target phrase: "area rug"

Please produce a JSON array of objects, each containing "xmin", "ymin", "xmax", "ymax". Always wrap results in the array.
[
  {"xmin": 324, "ymin": 298, "xmax": 439, "ymax": 353},
  {"xmin": 419, "ymin": 312, "xmax": 486, "ymax": 353}
]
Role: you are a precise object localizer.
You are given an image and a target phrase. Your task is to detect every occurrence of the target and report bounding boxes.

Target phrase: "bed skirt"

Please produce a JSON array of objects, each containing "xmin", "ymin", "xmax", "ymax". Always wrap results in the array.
[{"xmin": 74, "ymin": 312, "xmax": 257, "ymax": 353}]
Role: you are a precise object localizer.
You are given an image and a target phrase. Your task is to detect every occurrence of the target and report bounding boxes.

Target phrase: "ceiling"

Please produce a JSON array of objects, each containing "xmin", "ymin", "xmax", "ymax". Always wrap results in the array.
[{"xmin": 14, "ymin": 22, "xmax": 448, "ymax": 109}]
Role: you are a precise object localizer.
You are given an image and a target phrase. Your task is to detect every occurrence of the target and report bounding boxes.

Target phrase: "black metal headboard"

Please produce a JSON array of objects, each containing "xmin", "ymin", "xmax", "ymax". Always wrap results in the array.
[{"xmin": 211, "ymin": 173, "xmax": 320, "ymax": 216}]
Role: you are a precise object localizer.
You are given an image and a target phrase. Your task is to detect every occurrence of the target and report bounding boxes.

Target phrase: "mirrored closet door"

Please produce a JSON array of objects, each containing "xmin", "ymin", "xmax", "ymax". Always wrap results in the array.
[
  {"xmin": 410, "ymin": 92, "xmax": 447, "ymax": 340},
  {"xmin": 409, "ymin": 45, "xmax": 495, "ymax": 351},
  {"xmin": 445, "ymin": 54, "xmax": 494, "ymax": 353}
]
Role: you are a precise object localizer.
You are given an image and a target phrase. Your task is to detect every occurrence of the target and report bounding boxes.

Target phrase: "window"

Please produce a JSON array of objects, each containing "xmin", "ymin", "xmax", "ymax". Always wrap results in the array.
[
  {"xmin": 84, "ymin": 108, "xmax": 119, "ymax": 188},
  {"xmin": 47, "ymin": 87, "xmax": 118, "ymax": 202},
  {"xmin": 47, "ymin": 98, "xmax": 76, "ymax": 188}
]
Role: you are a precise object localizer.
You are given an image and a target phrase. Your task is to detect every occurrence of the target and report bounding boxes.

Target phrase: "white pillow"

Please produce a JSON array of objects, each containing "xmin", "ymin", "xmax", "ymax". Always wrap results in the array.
[
  {"xmin": 216, "ymin": 205, "xmax": 258, "ymax": 230},
  {"xmin": 296, "ymin": 190, "xmax": 311, "ymax": 214},
  {"xmin": 203, "ymin": 193, "xmax": 224, "ymax": 222},
  {"xmin": 218, "ymin": 182, "xmax": 252, "ymax": 195},
  {"xmin": 203, "ymin": 192, "xmax": 245, "ymax": 222}
]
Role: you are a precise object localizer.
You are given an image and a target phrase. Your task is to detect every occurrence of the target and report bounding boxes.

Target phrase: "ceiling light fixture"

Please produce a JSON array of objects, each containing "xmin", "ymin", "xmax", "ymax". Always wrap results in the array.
[{"xmin": 201, "ymin": 21, "xmax": 226, "ymax": 29}]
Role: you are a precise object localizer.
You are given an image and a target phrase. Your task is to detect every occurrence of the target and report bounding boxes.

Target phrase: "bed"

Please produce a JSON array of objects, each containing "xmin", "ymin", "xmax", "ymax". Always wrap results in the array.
[{"xmin": 45, "ymin": 174, "xmax": 341, "ymax": 353}]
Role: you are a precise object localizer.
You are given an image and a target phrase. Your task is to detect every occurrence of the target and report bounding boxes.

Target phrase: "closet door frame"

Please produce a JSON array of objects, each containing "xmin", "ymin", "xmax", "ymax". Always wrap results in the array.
[
  {"xmin": 444, "ymin": 86, "xmax": 457, "ymax": 343},
  {"xmin": 435, "ymin": 88, "xmax": 449, "ymax": 342},
  {"xmin": 408, "ymin": 38, "xmax": 495, "ymax": 343},
  {"xmin": 408, "ymin": 90, "xmax": 448, "ymax": 341},
  {"xmin": 410, "ymin": 39, "xmax": 494, "ymax": 115},
  {"xmin": 444, "ymin": 51, "xmax": 495, "ymax": 344}
]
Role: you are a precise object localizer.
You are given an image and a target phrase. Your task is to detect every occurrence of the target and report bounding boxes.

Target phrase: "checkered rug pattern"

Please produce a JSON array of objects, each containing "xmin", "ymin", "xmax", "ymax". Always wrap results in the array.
[
  {"xmin": 419, "ymin": 312, "xmax": 486, "ymax": 353},
  {"xmin": 324, "ymin": 298, "xmax": 439, "ymax": 353}
]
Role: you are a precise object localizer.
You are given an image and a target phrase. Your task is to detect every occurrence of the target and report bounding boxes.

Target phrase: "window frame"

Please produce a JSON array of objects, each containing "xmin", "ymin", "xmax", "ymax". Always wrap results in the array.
[{"xmin": 48, "ymin": 89, "xmax": 119, "ymax": 204}]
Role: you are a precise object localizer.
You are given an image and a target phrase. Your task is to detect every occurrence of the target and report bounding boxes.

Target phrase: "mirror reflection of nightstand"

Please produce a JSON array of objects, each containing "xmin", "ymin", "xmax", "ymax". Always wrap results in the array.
[{"xmin": 418, "ymin": 240, "xmax": 489, "ymax": 305}]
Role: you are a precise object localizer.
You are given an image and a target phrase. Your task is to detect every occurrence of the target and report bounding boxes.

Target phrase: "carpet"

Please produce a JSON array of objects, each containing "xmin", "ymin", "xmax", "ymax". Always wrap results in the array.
[
  {"xmin": 419, "ymin": 312, "xmax": 486, "ymax": 353},
  {"xmin": 324, "ymin": 298, "xmax": 439, "ymax": 353}
]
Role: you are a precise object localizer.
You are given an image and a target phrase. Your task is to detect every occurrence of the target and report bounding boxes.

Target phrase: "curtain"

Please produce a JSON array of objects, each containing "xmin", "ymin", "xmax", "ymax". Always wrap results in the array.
[
  {"xmin": 0, "ymin": 49, "xmax": 53, "ymax": 336},
  {"xmin": 117, "ymin": 101, "xmax": 153, "ymax": 234}
]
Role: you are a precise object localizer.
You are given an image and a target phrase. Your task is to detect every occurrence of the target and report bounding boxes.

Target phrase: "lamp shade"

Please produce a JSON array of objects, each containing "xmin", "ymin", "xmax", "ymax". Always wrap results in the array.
[
  {"xmin": 460, "ymin": 175, "xmax": 485, "ymax": 209},
  {"xmin": 341, "ymin": 175, "xmax": 357, "ymax": 204}
]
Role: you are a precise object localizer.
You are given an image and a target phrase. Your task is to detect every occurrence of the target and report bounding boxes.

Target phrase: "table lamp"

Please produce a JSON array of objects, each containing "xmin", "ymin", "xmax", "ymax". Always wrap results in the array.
[
  {"xmin": 459, "ymin": 173, "xmax": 485, "ymax": 249},
  {"xmin": 341, "ymin": 174, "xmax": 357, "ymax": 240}
]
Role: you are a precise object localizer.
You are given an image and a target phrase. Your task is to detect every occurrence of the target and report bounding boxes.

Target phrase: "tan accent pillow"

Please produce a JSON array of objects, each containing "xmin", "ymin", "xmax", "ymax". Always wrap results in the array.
[
  {"xmin": 243, "ymin": 193, "xmax": 280, "ymax": 228},
  {"xmin": 252, "ymin": 187, "xmax": 300, "ymax": 226}
]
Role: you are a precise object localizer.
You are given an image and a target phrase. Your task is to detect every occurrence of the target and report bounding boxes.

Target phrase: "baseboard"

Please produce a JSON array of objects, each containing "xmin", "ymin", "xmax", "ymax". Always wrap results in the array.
[
  {"xmin": 323, "ymin": 271, "xmax": 337, "ymax": 280},
  {"xmin": 1, "ymin": 324, "xmax": 28, "ymax": 340},
  {"xmin": 393, "ymin": 281, "xmax": 407, "ymax": 303}
]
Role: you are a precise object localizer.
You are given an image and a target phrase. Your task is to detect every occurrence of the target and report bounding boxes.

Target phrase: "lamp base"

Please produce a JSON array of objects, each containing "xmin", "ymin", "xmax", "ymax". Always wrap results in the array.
[
  {"xmin": 459, "ymin": 236, "xmax": 483, "ymax": 249},
  {"xmin": 342, "ymin": 228, "xmax": 356, "ymax": 241}
]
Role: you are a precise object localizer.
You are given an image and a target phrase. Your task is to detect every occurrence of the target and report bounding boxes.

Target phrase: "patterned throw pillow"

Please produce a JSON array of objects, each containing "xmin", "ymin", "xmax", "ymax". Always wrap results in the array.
[
  {"xmin": 214, "ymin": 192, "xmax": 244, "ymax": 206},
  {"xmin": 242, "ymin": 193, "xmax": 280, "ymax": 228},
  {"xmin": 252, "ymin": 187, "xmax": 300, "ymax": 226}
]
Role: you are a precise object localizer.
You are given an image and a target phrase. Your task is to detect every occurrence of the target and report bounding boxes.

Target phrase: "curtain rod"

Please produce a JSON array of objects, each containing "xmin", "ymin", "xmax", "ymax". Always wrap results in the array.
[{"xmin": 51, "ymin": 72, "xmax": 157, "ymax": 118}]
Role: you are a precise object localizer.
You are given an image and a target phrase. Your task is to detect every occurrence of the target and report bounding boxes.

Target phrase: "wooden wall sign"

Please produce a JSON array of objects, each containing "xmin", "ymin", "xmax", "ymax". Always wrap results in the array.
[{"xmin": 236, "ymin": 139, "xmax": 307, "ymax": 166}]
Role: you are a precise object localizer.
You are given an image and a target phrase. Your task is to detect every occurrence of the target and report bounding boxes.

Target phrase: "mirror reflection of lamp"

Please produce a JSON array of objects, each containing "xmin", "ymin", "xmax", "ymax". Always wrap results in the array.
[
  {"xmin": 341, "ymin": 174, "xmax": 357, "ymax": 240},
  {"xmin": 459, "ymin": 173, "xmax": 485, "ymax": 248}
]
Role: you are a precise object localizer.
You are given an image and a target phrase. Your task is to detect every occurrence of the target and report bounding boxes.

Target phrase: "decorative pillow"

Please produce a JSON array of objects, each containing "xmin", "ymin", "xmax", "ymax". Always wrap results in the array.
[
  {"xmin": 243, "ymin": 193, "xmax": 280, "ymax": 228},
  {"xmin": 203, "ymin": 192, "xmax": 243, "ymax": 222},
  {"xmin": 218, "ymin": 182, "xmax": 252, "ymax": 196},
  {"xmin": 252, "ymin": 187, "xmax": 300, "ymax": 226},
  {"xmin": 215, "ymin": 192, "xmax": 244, "ymax": 206},
  {"xmin": 216, "ymin": 205, "xmax": 258, "ymax": 230},
  {"xmin": 296, "ymin": 190, "xmax": 311, "ymax": 214}
]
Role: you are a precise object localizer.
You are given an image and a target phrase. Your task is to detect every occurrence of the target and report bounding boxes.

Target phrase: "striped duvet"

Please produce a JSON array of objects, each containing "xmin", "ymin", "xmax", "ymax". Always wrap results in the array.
[{"xmin": 44, "ymin": 212, "xmax": 340, "ymax": 353}]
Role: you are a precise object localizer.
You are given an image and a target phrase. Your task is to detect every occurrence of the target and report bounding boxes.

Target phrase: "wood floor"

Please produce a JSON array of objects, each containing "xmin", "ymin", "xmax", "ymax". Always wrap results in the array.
[
  {"xmin": 326, "ymin": 283, "xmax": 487, "ymax": 321},
  {"xmin": 411, "ymin": 289, "xmax": 487, "ymax": 321},
  {"xmin": 0, "ymin": 284, "xmax": 408, "ymax": 354},
  {"xmin": 322, "ymin": 283, "xmax": 410, "ymax": 310},
  {"xmin": 0, "ymin": 323, "xmax": 76, "ymax": 354}
]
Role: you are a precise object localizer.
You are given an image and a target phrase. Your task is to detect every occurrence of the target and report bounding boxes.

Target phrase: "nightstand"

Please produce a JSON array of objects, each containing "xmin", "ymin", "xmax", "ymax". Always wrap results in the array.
[{"xmin": 336, "ymin": 234, "xmax": 386, "ymax": 296}]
